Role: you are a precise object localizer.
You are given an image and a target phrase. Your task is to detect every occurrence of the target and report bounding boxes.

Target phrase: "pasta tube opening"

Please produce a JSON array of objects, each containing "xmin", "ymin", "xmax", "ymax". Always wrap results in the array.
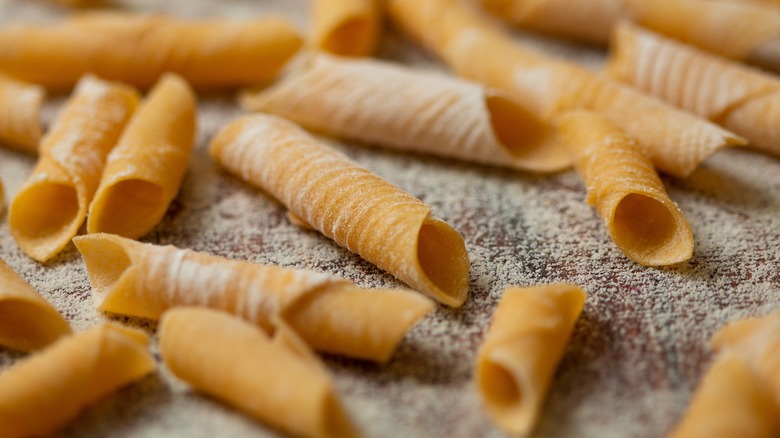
[
  {"xmin": 87, "ymin": 179, "xmax": 165, "ymax": 237},
  {"xmin": 0, "ymin": 300, "xmax": 69, "ymax": 352},
  {"xmin": 320, "ymin": 17, "xmax": 377, "ymax": 57},
  {"xmin": 611, "ymin": 193, "xmax": 681, "ymax": 265},
  {"xmin": 9, "ymin": 182, "xmax": 80, "ymax": 259},
  {"xmin": 416, "ymin": 218, "xmax": 470, "ymax": 307},
  {"xmin": 478, "ymin": 359, "xmax": 523, "ymax": 407}
]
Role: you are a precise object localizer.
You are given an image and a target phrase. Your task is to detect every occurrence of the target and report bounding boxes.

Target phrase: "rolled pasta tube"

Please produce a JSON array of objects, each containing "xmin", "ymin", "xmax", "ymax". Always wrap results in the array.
[
  {"xmin": 241, "ymin": 54, "xmax": 570, "ymax": 172},
  {"xmin": 209, "ymin": 114, "xmax": 470, "ymax": 307},
  {"xmin": 312, "ymin": 0, "xmax": 380, "ymax": 56},
  {"xmin": 0, "ymin": 258, "xmax": 71, "ymax": 351},
  {"xmin": 387, "ymin": 0, "xmax": 745, "ymax": 178},
  {"xmin": 557, "ymin": 111, "xmax": 693, "ymax": 266},
  {"xmin": 0, "ymin": 13, "xmax": 303, "ymax": 90},
  {"xmin": 87, "ymin": 73, "xmax": 197, "ymax": 238},
  {"xmin": 476, "ymin": 284, "xmax": 586, "ymax": 437},
  {"xmin": 608, "ymin": 23, "xmax": 780, "ymax": 158},
  {"xmin": 0, "ymin": 73, "xmax": 45, "ymax": 153},
  {"xmin": 159, "ymin": 307, "xmax": 359, "ymax": 438},
  {"xmin": 0, "ymin": 323, "xmax": 155, "ymax": 438},
  {"xmin": 8, "ymin": 75, "xmax": 139, "ymax": 262},
  {"xmin": 73, "ymin": 233, "xmax": 434, "ymax": 363}
]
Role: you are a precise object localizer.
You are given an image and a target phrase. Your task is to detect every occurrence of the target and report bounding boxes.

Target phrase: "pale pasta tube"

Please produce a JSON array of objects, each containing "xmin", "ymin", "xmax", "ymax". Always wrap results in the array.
[
  {"xmin": 0, "ymin": 323, "xmax": 155, "ymax": 438},
  {"xmin": 241, "ymin": 54, "xmax": 570, "ymax": 172},
  {"xmin": 0, "ymin": 13, "xmax": 303, "ymax": 90},
  {"xmin": 312, "ymin": 0, "xmax": 380, "ymax": 56},
  {"xmin": 209, "ymin": 114, "xmax": 470, "ymax": 307},
  {"xmin": 8, "ymin": 75, "xmax": 139, "ymax": 262},
  {"xmin": 387, "ymin": 0, "xmax": 745, "ymax": 178},
  {"xmin": 476, "ymin": 284, "xmax": 586, "ymax": 437},
  {"xmin": 557, "ymin": 111, "xmax": 693, "ymax": 266},
  {"xmin": 159, "ymin": 307, "xmax": 358, "ymax": 438},
  {"xmin": 0, "ymin": 72, "xmax": 45, "ymax": 153},
  {"xmin": 73, "ymin": 233, "xmax": 434, "ymax": 363},
  {"xmin": 0, "ymin": 258, "xmax": 71, "ymax": 351},
  {"xmin": 87, "ymin": 73, "xmax": 197, "ymax": 238},
  {"xmin": 608, "ymin": 23, "xmax": 780, "ymax": 158}
]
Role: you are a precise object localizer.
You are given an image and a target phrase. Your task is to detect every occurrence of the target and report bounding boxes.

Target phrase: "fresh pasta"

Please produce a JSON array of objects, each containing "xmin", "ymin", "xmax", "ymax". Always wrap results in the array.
[
  {"xmin": 241, "ymin": 54, "xmax": 570, "ymax": 172},
  {"xmin": 159, "ymin": 307, "xmax": 358, "ymax": 438},
  {"xmin": 387, "ymin": 0, "xmax": 745, "ymax": 178},
  {"xmin": 608, "ymin": 23, "xmax": 780, "ymax": 158},
  {"xmin": 312, "ymin": 0, "xmax": 380, "ymax": 56},
  {"xmin": 0, "ymin": 323, "xmax": 155, "ymax": 438},
  {"xmin": 557, "ymin": 111, "xmax": 693, "ymax": 266},
  {"xmin": 87, "ymin": 73, "xmax": 197, "ymax": 238},
  {"xmin": 0, "ymin": 72, "xmax": 45, "ymax": 153},
  {"xmin": 8, "ymin": 75, "xmax": 139, "ymax": 262},
  {"xmin": 0, "ymin": 258, "xmax": 71, "ymax": 351},
  {"xmin": 476, "ymin": 284, "xmax": 586, "ymax": 436},
  {"xmin": 0, "ymin": 13, "xmax": 303, "ymax": 90},
  {"xmin": 209, "ymin": 114, "xmax": 470, "ymax": 307},
  {"xmin": 73, "ymin": 233, "xmax": 434, "ymax": 362}
]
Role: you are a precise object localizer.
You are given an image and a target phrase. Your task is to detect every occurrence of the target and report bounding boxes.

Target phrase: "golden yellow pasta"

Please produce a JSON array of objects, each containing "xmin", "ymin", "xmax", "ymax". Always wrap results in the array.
[
  {"xmin": 8, "ymin": 75, "xmax": 139, "ymax": 263},
  {"xmin": 87, "ymin": 73, "xmax": 197, "ymax": 238},
  {"xmin": 312, "ymin": 0, "xmax": 380, "ymax": 56},
  {"xmin": 0, "ymin": 72, "xmax": 45, "ymax": 153},
  {"xmin": 159, "ymin": 307, "xmax": 358, "ymax": 438},
  {"xmin": 557, "ymin": 111, "xmax": 693, "ymax": 266},
  {"xmin": 476, "ymin": 284, "xmax": 586, "ymax": 437},
  {"xmin": 387, "ymin": 0, "xmax": 745, "ymax": 178},
  {"xmin": 73, "ymin": 233, "xmax": 434, "ymax": 362},
  {"xmin": 241, "ymin": 54, "xmax": 569, "ymax": 172},
  {"xmin": 0, "ymin": 323, "xmax": 155, "ymax": 438},
  {"xmin": 0, "ymin": 13, "xmax": 303, "ymax": 90},
  {"xmin": 608, "ymin": 23, "xmax": 780, "ymax": 158},
  {"xmin": 209, "ymin": 114, "xmax": 470, "ymax": 307},
  {"xmin": 0, "ymin": 258, "xmax": 71, "ymax": 351}
]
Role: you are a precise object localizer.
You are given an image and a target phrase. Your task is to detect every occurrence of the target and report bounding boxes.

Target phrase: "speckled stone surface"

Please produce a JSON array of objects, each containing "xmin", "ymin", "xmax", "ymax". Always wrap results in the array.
[{"xmin": 1, "ymin": 1, "xmax": 779, "ymax": 437}]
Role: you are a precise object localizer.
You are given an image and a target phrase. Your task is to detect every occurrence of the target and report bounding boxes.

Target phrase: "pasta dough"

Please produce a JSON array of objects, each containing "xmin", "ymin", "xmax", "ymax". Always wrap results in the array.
[
  {"xmin": 0, "ymin": 323, "xmax": 155, "ymax": 438},
  {"xmin": 0, "ymin": 72, "xmax": 45, "ymax": 153},
  {"xmin": 312, "ymin": 0, "xmax": 380, "ymax": 56},
  {"xmin": 209, "ymin": 114, "xmax": 470, "ymax": 307},
  {"xmin": 557, "ymin": 111, "xmax": 694, "ymax": 266},
  {"xmin": 0, "ymin": 13, "xmax": 303, "ymax": 90},
  {"xmin": 476, "ymin": 284, "xmax": 586, "ymax": 436},
  {"xmin": 87, "ymin": 73, "xmax": 197, "ymax": 238},
  {"xmin": 8, "ymin": 75, "xmax": 139, "ymax": 262},
  {"xmin": 159, "ymin": 307, "xmax": 358, "ymax": 438},
  {"xmin": 241, "ymin": 54, "xmax": 570, "ymax": 172},
  {"xmin": 73, "ymin": 233, "xmax": 434, "ymax": 362},
  {"xmin": 0, "ymin": 257, "xmax": 71, "ymax": 351},
  {"xmin": 608, "ymin": 23, "xmax": 780, "ymax": 158}
]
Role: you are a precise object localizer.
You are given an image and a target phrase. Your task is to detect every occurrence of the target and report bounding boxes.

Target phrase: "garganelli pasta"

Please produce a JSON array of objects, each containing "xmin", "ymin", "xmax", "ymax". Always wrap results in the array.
[
  {"xmin": 159, "ymin": 308, "xmax": 359, "ymax": 438},
  {"xmin": 0, "ymin": 258, "xmax": 71, "ymax": 351},
  {"xmin": 476, "ymin": 284, "xmax": 586, "ymax": 437},
  {"xmin": 0, "ymin": 12, "xmax": 303, "ymax": 90},
  {"xmin": 312, "ymin": 0, "xmax": 380, "ymax": 56},
  {"xmin": 608, "ymin": 23, "xmax": 780, "ymax": 158},
  {"xmin": 387, "ymin": 0, "xmax": 745, "ymax": 178},
  {"xmin": 87, "ymin": 73, "xmax": 197, "ymax": 238},
  {"xmin": 0, "ymin": 323, "xmax": 155, "ymax": 438},
  {"xmin": 241, "ymin": 54, "xmax": 570, "ymax": 172},
  {"xmin": 8, "ymin": 75, "xmax": 139, "ymax": 262},
  {"xmin": 557, "ymin": 111, "xmax": 693, "ymax": 266},
  {"xmin": 0, "ymin": 72, "xmax": 45, "ymax": 153},
  {"xmin": 73, "ymin": 233, "xmax": 434, "ymax": 362},
  {"xmin": 209, "ymin": 114, "xmax": 470, "ymax": 307}
]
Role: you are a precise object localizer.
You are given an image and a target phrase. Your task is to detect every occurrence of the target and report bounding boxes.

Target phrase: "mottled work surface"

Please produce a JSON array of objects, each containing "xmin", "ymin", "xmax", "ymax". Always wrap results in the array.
[{"xmin": 1, "ymin": 1, "xmax": 779, "ymax": 437}]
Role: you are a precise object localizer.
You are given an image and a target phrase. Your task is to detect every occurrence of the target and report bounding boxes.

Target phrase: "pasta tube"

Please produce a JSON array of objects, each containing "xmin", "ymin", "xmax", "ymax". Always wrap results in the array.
[
  {"xmin": 87, "ymin": 73, "xmax": 197, "ymax": 238},
  {"xmin": 241, "ymin": 54, "xmax": 570, "ymax": 172},
  {"xmin": 608, "ymin": 23, "xmax": 780, "ymax": 158},
  {"xmin": 0, "ymin": 323, "xmax": 155, "ymax": 438},
  {"xmin": 0, "ymin": 72, "xmax": 45, "ymax": 153},
  {"xmin": 476, "ymin": 284, "xmax": 586, "ymax": 437},
  {"xmin": 209, "ymin": 114, "xmax": 470, "ymax": 307},
  {"xmin": 159, "ymin": 308, "xmax": 358, "ymax": 438},
  {"xmin": 387, "ymin": 0, "xmax": 745, "ymax": 178},
  {"xmin": 312, "ymin": 0, "xmax": 380, "ymax": 56},
  {"xmin": 73, "ymin": 233, "xmax": 434, "ymax": 363},
  {"xmin": 8, "ymin": 75, "xmax": 139, "ymax": 262},
  {"xmin": 0, "ymin": 258, "xmax": 71, "ymax": 351},
  {"xmin": 557, "ymin": 111, "xmax": 693, "ymax": 266},
  {"xmin": 0, "ymin": 13, "xmax": 303, "ymax": 90}
]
